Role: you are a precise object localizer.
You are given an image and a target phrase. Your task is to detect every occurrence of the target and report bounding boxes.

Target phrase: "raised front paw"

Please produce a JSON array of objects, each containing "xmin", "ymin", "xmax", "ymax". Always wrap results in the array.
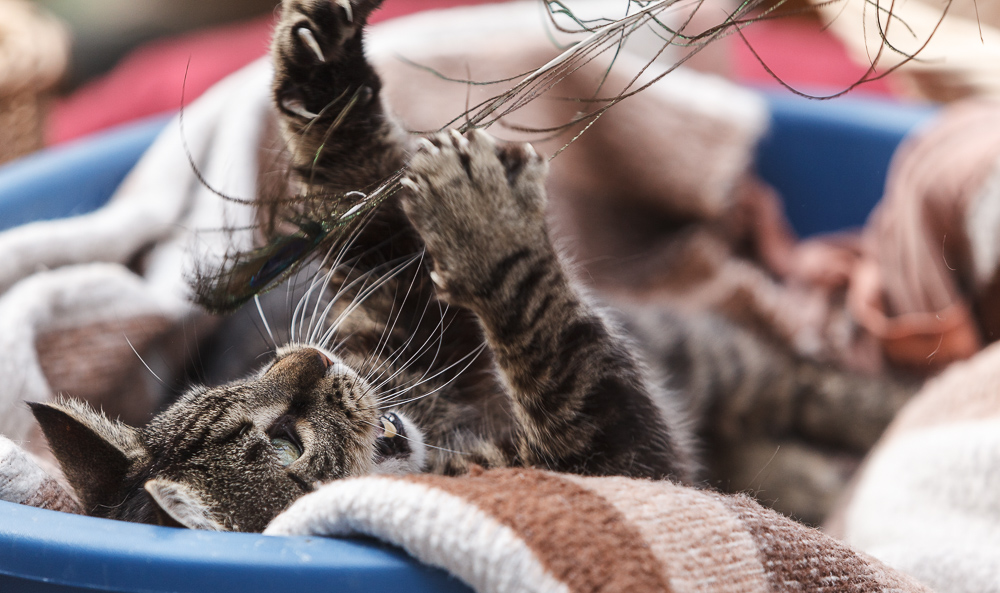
[
  {"xmin": 400, "ymin": 129, "xmax": 551, "ymax": 306},
  {"xmin": 271, "ymin": 0, "xmax": 383, "ymax": 121}
]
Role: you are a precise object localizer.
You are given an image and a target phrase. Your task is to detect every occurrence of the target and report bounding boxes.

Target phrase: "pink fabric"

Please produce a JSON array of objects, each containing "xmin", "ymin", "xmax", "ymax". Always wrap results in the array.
[
  {"xmin": 47, "ymin": 16, "xmax": 274, "ymax": 144},
  {"xmin": 47, "ymin": 0, "xmax": 503, "ymax": 144},
  {"xmin": 47, "ymin": 7, "xmax": 901, "ymax": 145},
  {"xmin": 730, "ymin": 16, "xmax": 895, "ymax": 97},
  {"xmin": 847, "ymin": 100, "xmax": 1000, "ymax": 372}
]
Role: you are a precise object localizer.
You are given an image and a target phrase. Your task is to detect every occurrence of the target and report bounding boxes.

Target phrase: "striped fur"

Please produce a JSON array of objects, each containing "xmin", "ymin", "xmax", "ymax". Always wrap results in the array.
[
  {"xmin": 260, "ymin": 0, "xmax": 912, "ymax": 515},
  {"xmin": 31, "ymin": 349, "xmax": 379, "ymax": 532},
  {"xmin": 31, "ymin": 0, "xmax": 915, "ymax": 532},
  {"xmin": 261, "ymin": 0, "xmax": 695, "ymax": 482}
]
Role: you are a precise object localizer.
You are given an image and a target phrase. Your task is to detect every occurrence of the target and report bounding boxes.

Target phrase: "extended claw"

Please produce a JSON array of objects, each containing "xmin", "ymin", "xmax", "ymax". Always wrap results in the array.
[
  {"xmin": 335, "ymin": 0, "xmax": 354, "ymax": 23},
  {"xmin": 380, "ymin": 415, "xmax": 397, "ymax": 439},
  {"xmin": 282, "ymin": 97, "xmax": 318, "ymax": 119},
  {"xmin": 296, "ymin": 27, "xmax": 326, "ymax": 63},
  {"xmin": 399, "ymin": 177, "xmax": 420, "ymax": 193},
  {"xmin": 415, "ymin": 138, "xmax": 438, "ymax": 154},
  {"xmin": 449, "ymin": 129, "xmax": 469, "ymax": 149},
  {"xmin": 429, "ymin": 271, "xmax": 445, "ymax": 289}
]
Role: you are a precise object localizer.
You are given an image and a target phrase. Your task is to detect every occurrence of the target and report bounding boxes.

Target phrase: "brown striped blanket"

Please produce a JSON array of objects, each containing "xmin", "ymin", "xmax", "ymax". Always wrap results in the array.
[
  {"xmin": 264, "ymin": 467, "xmax": 930, "ymax": 593},
  {"xmin": 0, "ymin": 436, "xmax": 932, "ymax": 591}
]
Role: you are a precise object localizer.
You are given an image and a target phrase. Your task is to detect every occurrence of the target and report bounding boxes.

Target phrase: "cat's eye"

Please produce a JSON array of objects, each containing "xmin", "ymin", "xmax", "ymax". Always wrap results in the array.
[
  {"xmin": 270, "ymin": 437, "xmax": 301, "ymax": 467},
  {"xmin": 267, "ymin": 415, "xmax": 304, "ymax": 468}
]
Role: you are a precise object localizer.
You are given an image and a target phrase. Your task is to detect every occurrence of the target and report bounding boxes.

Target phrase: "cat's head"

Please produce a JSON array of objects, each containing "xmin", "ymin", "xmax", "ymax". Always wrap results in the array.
[{"xmin": 30, "ymin": 345, "xmax": 425, "ymax": 532}]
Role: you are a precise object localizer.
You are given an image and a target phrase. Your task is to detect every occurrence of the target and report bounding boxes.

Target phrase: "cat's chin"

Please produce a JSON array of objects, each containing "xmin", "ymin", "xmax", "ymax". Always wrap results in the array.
[{"xmin": 371, "ymin": 411, "xmax": 426, "ymax": 475}]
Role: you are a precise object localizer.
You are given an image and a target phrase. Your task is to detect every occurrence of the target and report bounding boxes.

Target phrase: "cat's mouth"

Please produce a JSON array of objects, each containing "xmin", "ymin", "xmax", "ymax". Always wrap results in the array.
[{"xmin": 373, "ymin": 412, "xmax": 411, "ymax": 462}]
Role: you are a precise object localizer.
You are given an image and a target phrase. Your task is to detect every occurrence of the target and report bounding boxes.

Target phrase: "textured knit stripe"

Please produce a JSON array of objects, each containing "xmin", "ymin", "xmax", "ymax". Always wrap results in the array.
[
  {"xmin": 409, "ymin": 468, "xmax": 674, "ymax": 593},
  {"xmin": 565, "ymin": 475, "xmax": 770, "ymax": 593},
  {"xmin": 265, "ymin": 476, "xmax": 571, "ymax": 593},
  {"xmin": 724, "ymin": 493, "xmax": 932, "ymax": 592},
  {"xmin": 266, "ymin": 470, "xmax": 933, "ymax": 593}
]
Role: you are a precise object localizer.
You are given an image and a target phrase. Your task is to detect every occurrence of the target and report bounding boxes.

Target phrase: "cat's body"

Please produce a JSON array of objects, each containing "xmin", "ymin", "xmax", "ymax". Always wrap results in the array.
[{"xmin": 31, "ymin": 0, "xmax": 913, "ymax": 532}]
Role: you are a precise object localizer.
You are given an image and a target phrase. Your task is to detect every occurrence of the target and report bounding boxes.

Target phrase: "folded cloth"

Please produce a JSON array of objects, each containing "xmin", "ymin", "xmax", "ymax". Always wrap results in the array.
[
  {"xmin": 816, "ymin": 100, "xmax": 1000, "ymax": 374},
  {"xmin": 265, "ymin": 466, "xmax": 931, "ymax": 593},
  {"xmin": 808, "ymin": 0, "xmax": 1000, "ymax": 101},
  {"xmin": 847, "ymin": 99, "xmax": 1000, "ymax": 373},
  {"xmin": 0, "ymin": 58, "xmax": 268, "ymax": 453},
  {"xmin": 827, "ymin": 338, "xmax": 1000, "ymax": 593},
  {"xmin": 720, "ymin": 98, "xmax": 1000, "ymax": 377},
  {"xmin": 0, "ymin": 435, "xmax": 79, "ymax": 513}
]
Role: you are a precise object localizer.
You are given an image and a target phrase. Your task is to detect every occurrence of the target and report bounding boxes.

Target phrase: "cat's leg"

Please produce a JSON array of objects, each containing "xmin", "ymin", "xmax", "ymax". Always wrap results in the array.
[
  {"xmin": 400, "ymin": 130, "xmax": 694, "ymax": 482},
  {"xmin": 271, "ymin": 0, "xmax": 410, "ymax": 192}
]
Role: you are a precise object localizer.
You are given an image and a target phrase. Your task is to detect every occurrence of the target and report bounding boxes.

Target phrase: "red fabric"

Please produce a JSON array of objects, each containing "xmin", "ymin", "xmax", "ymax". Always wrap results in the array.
[
  {"xmin": 730, "ymin": 17, "xmax": 894, "ymax": 97},
  {"xmin": 48, "ymin": 17, "xmax": 273, "ymax": 144},
  {"xmin": 48, "ymin": 5, "xmax": 897, "ymax": 144},
  {"xmin": 47, "ymin": 0, "xmax": 502, "ymax": 144}
]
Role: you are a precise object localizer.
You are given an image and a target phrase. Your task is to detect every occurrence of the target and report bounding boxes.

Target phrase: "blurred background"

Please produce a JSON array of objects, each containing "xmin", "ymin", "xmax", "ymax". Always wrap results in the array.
[
  {"xmin": 34, "ymin": 0, "xmax": 277, "ymax": 88},
  {"xmin": 33, "ymin": 0, "xmax": 829, "ymax": 90},
  {"xmin": 12, "ymin": 0, "xmax": 990, "ymax": 153},
  {"xmin": 2, "ymin": 0, "xmax": 891, "ymax": 162}
]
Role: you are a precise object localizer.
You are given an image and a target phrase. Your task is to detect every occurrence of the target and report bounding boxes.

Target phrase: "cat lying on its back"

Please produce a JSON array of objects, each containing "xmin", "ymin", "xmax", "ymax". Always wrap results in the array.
[
  {"xmin": 31, "ymin": 0, "xmax": 693, "ymax": 532},
  {"xmin": 31, "ymin": 0, "xmax": 911, "ymax": 532},
  {"xmin": 31, "ymin": 121, "xmax": 692, "ymax": 531}
]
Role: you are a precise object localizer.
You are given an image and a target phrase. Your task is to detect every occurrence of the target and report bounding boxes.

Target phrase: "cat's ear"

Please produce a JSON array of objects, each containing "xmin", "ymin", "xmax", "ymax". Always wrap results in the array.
[
  {"xmin": 144, "ymin": 478, "xmax": 225, "ymax": 531},
  {"xmin": 28, "ymin": 400, "xmax": 147, "ymax": 511}
]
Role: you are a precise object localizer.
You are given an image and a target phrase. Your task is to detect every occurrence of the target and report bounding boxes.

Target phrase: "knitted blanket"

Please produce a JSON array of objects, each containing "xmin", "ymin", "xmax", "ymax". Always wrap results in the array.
[
  {"xmin": 827, "ymin": 338, "xmax": 1000, "ymax": 593},
  {"xmin": 2, "ymin": 4, "xmax": 994, "ymax": 592},
  {"xmin": 265, "ymin": 467, "xmax": 931, "ymax": 593},
  {"xmin": 0, "ymin": 434, "xmax": 931, "ymax": 592},
  {"xmin": 0, "ymin": 435, "xmax": 78, "ymax": 514},
  {"xmin": 0, "ymin": 57, "xmax": 267, "ymax": 454},
  {"xmin": 816, "ymin": 100, "xmax": 1000, "ymax": 592}
]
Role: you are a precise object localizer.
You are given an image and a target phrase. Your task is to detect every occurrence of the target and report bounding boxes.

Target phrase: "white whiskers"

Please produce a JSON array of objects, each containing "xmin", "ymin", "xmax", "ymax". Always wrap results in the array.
[{"xmin": 253, "ymin": 294, "xmax": 276, "ymax": 347}]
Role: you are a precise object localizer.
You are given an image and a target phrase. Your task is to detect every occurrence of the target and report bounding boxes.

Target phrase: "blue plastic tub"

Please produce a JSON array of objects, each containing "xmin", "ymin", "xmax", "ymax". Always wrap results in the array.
[
  {"xmin": 0, "ymin": 92, "xmax": 935, "ymax": 592},
  {"xmin": 757, "ymin": 92, "xmax": 934, "ymax": 237},
  {"xmin": 0, "ymin": 116, "xmax": 167, "ymax": 233}
]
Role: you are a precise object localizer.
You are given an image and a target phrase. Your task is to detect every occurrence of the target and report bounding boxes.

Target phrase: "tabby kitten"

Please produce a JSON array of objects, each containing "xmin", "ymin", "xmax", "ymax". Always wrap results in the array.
[
  {"xmin": 32, "ymin": 0, "xmax": 695, "ymax": 532},
  {"xmin": 31, "ymin": 0, "xmax": 912, "ymax": 532}
]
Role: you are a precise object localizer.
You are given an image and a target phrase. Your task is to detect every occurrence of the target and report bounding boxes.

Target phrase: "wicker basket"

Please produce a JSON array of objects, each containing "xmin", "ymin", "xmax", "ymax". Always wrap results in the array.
[{"xmin": 0, "ymin": 0, "xmax": 68, "ymax": 164}]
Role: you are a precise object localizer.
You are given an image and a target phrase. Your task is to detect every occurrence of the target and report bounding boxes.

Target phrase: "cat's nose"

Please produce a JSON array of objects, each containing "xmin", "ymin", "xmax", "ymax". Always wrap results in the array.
[
  {"xmin": 268, "ymin": 348, "xmax": 333, "ymax": 388},
  {"xmin": 314, "ymin": 349, "xmax": 334, "ymax": 368}
]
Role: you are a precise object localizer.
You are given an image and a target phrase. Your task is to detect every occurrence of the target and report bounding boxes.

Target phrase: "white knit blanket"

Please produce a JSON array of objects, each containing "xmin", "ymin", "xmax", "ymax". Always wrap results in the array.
[
  {"xmin": 827, "ymin": 340, "xmax": 1000, "ymax": 593},
  {"xmin": 0, "ymin": 58, "xmax": 268, "ymax": 455}
]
